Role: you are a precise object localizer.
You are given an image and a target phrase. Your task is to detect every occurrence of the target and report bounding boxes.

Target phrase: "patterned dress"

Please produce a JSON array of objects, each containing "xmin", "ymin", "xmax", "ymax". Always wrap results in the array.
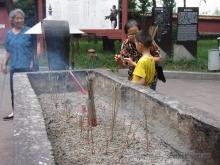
[{"xmin": 121, "ymin": 39, "xmax": 142, "ymax": 80}]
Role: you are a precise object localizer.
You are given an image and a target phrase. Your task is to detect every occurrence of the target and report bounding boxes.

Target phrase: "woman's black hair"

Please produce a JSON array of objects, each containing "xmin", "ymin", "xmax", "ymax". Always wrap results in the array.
[
  {"xmin": 136, "ymin": 30, "xmax": 152, "ymax": 48},
  {"xmin": 124, "ymin": 19, "xmax": 141, "ymax": 34}
]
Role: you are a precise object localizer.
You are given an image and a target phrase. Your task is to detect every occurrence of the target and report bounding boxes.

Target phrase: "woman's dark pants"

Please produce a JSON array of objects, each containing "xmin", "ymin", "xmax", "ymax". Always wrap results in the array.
[{"xmin": 10, "ymin": 68, "xmax": 30, "ymax": 109}]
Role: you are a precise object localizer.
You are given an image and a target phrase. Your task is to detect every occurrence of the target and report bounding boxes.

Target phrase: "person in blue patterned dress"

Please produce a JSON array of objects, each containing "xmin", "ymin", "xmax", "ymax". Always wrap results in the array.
[{"xmin": 1, "ymin": 9, "xmax": 35, "ymax": 120}]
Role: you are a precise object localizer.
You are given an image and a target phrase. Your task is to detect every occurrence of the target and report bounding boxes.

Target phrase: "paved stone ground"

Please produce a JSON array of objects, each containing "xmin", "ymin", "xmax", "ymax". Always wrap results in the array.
[
  {"xmin": 0, "ymin": 46, "xmax": 14, "ymax": 165},
  {"xmin": 157, "ymin": 79, "xmax": 220, "ymax": 119}
]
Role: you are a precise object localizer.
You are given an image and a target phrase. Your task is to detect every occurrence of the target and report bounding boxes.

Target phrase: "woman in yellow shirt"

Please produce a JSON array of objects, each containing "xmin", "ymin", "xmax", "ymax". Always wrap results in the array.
[{"xmin": 125, "ymin": 30, "xmax": 155, "ymax": 87}]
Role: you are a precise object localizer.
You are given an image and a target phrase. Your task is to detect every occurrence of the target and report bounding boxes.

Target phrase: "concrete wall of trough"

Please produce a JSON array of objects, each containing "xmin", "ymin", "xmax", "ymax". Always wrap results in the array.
[
  {"xmin": 13, "ymin": 70, "xmax": 220, "ymax": 164},
  {"xmin": 94, "ymin": 70, "xmax": 220, "ymax": 164}
]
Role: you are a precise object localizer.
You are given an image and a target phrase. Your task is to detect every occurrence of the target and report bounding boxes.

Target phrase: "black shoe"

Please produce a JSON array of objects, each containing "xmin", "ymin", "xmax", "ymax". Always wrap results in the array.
[{"xmin": 3, "ymin": 115, "xmax": 14, "ymax": 120}]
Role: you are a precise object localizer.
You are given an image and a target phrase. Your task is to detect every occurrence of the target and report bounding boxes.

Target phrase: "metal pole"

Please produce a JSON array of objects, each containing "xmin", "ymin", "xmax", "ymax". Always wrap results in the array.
[
  {"xmin": 184, "ymin": 0, "xmax": 186, "ymax": 7},
  {"xmin": 122, "ymin": 0, "xmax": 128, "ymax": 41}
]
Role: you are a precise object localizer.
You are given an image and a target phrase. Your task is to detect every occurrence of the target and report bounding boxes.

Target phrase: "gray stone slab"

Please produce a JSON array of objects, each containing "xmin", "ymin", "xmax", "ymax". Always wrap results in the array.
[
  {"xmin": 14, "ymin": 73, "xmax": 54, "ymax": 165},
  {"xmin": 0, "ymin": 48, "xmax": 14, "ymax": 165},
  {"xmin": 118, "ymin": 69, "xmax": 220, "ymax": 80}
]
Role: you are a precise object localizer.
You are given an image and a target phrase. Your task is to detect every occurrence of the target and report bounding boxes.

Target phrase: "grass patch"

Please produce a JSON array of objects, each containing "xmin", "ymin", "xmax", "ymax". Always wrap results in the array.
[
  {"xmin": 163, "ymin": 39, "xmax": 217, "ymax": 72},
  {"xmin": 72, "ymin": 40, "xmax": 120, "ymax": 71},
  {"xmin": 163, "ymin": 58, "xmax": 208, "ymax": 72},
  {"xmin": 72, "ymin": 39, "xmax": 217, "ymax": 72},
  {"xmin": 197, "ymin": 39, "xmax": 217, "ymax": 61}
]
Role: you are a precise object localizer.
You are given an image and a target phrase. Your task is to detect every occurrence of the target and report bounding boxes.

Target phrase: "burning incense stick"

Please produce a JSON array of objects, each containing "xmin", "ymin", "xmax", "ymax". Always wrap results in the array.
[
  {"xmin": 69, "ymin": 71, "xmax": 87, "ymax": 94},
  {"xmin": 86, "ymin": 73, "xmax": 97, "ymax": 127}
]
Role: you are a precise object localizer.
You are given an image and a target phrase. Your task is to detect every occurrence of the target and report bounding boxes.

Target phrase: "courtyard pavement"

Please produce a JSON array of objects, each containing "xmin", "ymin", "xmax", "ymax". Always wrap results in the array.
[
  {"xmin": 0, "ymin": 46, "xmax": 14, "ymax": 165},
  {"xmin": 157, "ymin": 78, "xmax": 220, "ymax": 119}
]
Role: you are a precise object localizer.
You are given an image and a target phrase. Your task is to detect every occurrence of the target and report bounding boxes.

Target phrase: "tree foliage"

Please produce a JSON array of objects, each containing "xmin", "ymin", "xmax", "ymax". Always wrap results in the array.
[
  {"xmin": 152, "ymin": 0, "xmax": 157, "ymax": 8},
  {"xmin": 162, "ymin": 0, "xmax": 176, "ymax": 9},
  {"xmin": 213, "ymin": 8, "xmax": 220, "ymax": 16},
  {"xmin": 138, "ymin": 0, "xmax": 152, "ymax": 15},
  {"xmin": 13, "ymin": 0, "xmax": 37, "ymax": 26},
  {"xmin": 118, "ymin": 0, "xmax": 137, "ymax": 12},
  {"xmin": 128, "ymin": 0, "xmax": 137, "ymax": 12}
]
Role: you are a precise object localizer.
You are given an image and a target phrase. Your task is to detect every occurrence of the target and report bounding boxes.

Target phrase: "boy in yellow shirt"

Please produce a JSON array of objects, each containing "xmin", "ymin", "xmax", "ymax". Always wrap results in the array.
[{"xmin": 125, "ymin": 30, "xmax": 155, "ymax": 87}]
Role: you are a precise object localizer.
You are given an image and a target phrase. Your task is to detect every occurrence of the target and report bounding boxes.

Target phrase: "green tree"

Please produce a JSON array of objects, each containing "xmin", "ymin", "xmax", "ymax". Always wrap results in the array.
[
  {"xmin": 13, "ymin": 0, "xmax": 37, "ymax": 26},
  {"xmin": 213, "ymin": 8, "xmax": 220, "ymax": 16},
  {"xmin": 152, "ymin": 0, "xmax": 157, "ymax": 8},
  {"xmin": 118, "ymin": 0, "xmax": 137, "ymax": 12},
  {"xmin": 163, "ymin": 0, "xmax": 176, "ymax": 9},
  {"xmin": 128, "ymin": 0, "xmax": 137, "ymax": 12},
  {"xmin": 137, "ymin": 0, "xmax": 152, "ymax": 27},
  {"xmin": 138, "ymin": 0, "xmax": 152, "ymax": 15}
]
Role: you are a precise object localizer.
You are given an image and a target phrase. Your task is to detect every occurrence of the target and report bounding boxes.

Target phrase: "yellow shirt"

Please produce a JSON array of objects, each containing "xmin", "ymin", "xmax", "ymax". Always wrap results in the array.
[{"xmin": 132, "ymin": 55, "xmax": 155, "ymax": 86}]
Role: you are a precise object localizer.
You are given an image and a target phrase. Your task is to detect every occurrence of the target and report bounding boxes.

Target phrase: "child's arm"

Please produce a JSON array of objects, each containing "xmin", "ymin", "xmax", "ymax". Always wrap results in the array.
[
  {"xmin": 124, "ymin": 58, "xmax": 137, "ymax": 67},
  {"xmin": 132, "ymin": 77, "xmax": 145, "ymax": 85},
  {"xmin": 153, "ymin": 56, "xmax": 160, "ymax": 62}
]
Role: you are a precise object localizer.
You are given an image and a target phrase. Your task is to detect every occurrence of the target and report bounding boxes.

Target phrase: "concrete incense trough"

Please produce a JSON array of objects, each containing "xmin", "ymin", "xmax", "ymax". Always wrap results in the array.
[{"xmin": 13, "ymin": 70, "xmax": 220, "ymax": 165}]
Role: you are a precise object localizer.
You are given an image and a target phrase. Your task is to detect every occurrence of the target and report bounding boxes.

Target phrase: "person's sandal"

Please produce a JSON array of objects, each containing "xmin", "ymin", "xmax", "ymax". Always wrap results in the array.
[{"xmin": 3, "ymin": 114, "xmax": 14, "ymax": 121}]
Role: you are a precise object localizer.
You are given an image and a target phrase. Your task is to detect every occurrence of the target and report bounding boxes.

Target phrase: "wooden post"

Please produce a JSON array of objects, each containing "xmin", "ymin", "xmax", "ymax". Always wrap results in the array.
[{"xmin": 38, "ymin": 0, "xmax": 44, "ymax": 21}]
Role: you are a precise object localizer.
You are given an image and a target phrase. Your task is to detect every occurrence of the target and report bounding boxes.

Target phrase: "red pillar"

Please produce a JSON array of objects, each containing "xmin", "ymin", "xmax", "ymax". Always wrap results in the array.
[
  {"xmin": 37, "ymin": 0, "xmax": 44, "ymax": 56},
  {"xmin": 121, "ymin": 0, "xmax": 128, "ymax": 41},
  {"xmin": 38, "ymin": 0, "xmax": 44, "ymax": 21}
]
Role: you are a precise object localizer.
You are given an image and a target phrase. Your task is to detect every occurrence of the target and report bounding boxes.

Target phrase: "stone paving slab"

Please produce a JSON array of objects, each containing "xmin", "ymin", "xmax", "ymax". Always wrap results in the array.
[
  {"xmin": 0, "ymin": 52, "xmax": 14, "ymax": 165},
  {"xmin": 118, "ymin": 69, "xmax": 220, "ymax": 80},
  {"xmin": 157, "ymin": 79, "xmax": 220, "ymax": 119}
]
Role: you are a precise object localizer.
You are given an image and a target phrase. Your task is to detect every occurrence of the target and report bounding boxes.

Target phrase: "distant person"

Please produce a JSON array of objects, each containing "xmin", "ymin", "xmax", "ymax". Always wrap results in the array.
[
  {"xmin": 125, "ymin": 30, "xmax": 155, "ymax": 87},
  {"xmin": 1, "ymin": 9, "xmax": 35, "ymax": 120},
  {"xmin": 105, "ymin": 5, "xmax": 118, "ymax": 29}
]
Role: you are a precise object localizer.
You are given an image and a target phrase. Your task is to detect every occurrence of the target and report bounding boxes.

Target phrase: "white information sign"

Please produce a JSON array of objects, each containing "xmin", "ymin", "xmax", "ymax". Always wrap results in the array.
[{"xmin": 46, "ymin": 0, "xmax": 119, "ymax": 29}]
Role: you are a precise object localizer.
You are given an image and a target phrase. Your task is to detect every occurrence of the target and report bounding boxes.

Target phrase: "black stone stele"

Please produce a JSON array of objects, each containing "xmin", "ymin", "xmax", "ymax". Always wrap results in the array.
[
  {"xmin": 152, "ymin": 7, "xmax": 172, "ymax": 56},
  {"xmin": 177, "ymin": 7, "xmax": 199, "ymax": 57},
  {"xmin": 42, "ymin": 20, "xmax": 70, "ymax": 70}
]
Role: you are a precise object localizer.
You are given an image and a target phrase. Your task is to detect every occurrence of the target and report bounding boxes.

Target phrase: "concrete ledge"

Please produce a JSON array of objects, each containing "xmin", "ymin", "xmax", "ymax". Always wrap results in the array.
[
  {"xmin": 118, "ymin": 69, "xmax": 220, "ymax": 80},
  {"xmin": 14, "ymin": 74, "xmax": 55, "ymax": 165}
]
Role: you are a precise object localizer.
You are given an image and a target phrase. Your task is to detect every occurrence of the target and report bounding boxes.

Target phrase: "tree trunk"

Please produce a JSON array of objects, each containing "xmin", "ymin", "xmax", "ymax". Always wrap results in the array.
[
  {"xmin": 153, "ymin": 0, "xmax": 156, "ymax": 8},
  {"xmin": 102, "ymin": 36, "xmax": 115, "ymax": 52}
]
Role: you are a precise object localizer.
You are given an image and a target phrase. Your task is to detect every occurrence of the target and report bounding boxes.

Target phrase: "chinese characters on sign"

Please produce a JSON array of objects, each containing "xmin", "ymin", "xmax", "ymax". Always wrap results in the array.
[
  {"xmin": 177, "ymin": 7, "xmax": 199, "ymax": 57},
  {"xmin": 46, "ymin": 0, "xmax": 119, "ymax": 29}
]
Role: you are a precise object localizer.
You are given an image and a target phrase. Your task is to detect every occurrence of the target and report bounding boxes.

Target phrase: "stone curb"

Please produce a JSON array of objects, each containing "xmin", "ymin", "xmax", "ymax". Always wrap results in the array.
[{"xmin": 118, "ymin": 69, "xmax": 220, "ymax": 80}]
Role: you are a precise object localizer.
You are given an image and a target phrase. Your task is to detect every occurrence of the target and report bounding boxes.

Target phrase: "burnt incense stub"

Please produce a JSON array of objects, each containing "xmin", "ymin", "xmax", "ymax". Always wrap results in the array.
[{"xmin": 88, "ymin": 48, "xmax": 96, "ymax": 58}]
